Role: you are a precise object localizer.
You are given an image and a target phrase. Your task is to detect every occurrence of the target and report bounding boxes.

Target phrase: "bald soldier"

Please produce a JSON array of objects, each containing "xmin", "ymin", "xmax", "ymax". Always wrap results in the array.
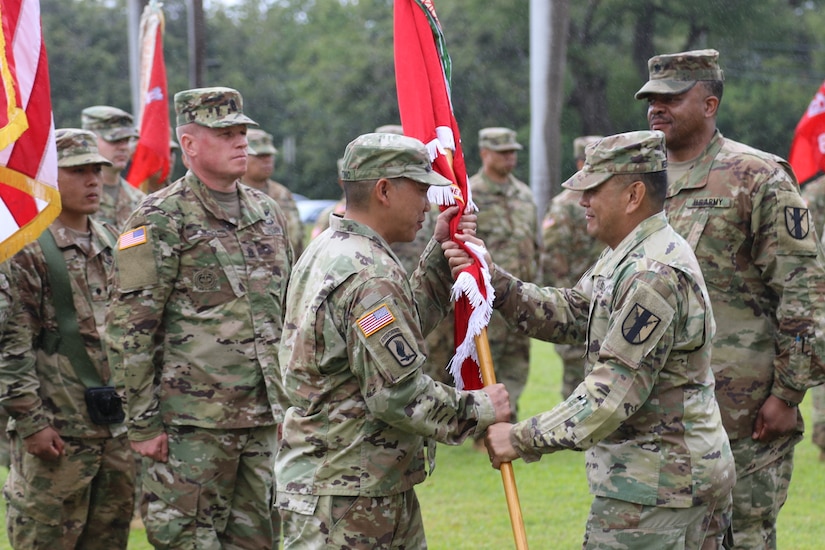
[
  {"xmin": 242, "ymin": 128, "xmax": 305, "ymax": 256},
  {"xmin": 541, "ymin": 135, "xmax": 605, "ymax": 397},
  {"xmin": 449, "ymin": 131, "xmax": 735, "ymax": 549},
  {"xmin": 1, "ymin": 129, "xmax": 133, "ymax": 548},
  {"xmin": 276, "ymin": 132, "xmax": 510, "ymax": 549},
  {"xmin": 81, "ymin": 105, "xmax": 146, "ymax": 229},
  {"xmin": 106, "ymin": 87, "xmax": 292, "ymax": 548}
]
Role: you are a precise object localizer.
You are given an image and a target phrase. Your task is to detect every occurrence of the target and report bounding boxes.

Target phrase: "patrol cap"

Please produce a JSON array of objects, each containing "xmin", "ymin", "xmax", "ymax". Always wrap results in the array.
[
  {"xmin": 174, "ymin": 86, "xmax": 257, "ymax": 128},
  {"xmin": 635, "ymin": 49, "xmax": 724, "ymax": 99},
  {"xmin": 81, "ymin": 105, "xmax": 139, "ymax": 142},
  {"xmin": 573, "ymin": 136, "xmax": 603, "ymax": 161},
  {"xmin": 562, "ymin": 130, "xmax": 666, "ymax": 191},
  {"xmin": 247, "ymin": 128, "xmax": 278, "ymax": 156},
  {"xmin": 340, "ymin": 132, "xmax": 451, "ymax": 187},
  {"xmin": 374, "ymin": 124, "xmax": 404, "ymax": 135},
  {"xmin": 55, "ymin": 128, "xmax": 113, "ymax": 168},
  {"xmin": 478, "ymin": 127, "xmax": 522, "ymax": 151}
]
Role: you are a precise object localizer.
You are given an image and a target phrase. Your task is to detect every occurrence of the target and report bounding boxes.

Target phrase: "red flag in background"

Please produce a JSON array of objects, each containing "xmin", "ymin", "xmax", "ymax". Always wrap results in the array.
[
  {"xmin": 126, "ymin": 1, "xmax": 169, "ymax": 189},
  {"xmin": 0, "ymin": 0, "xmax": 60, "ymax": 263},
  {"xmin": 789, "ymin": 79, "xmax": 825, "ymax": 185},
  {"xmin": 394, "ymin": 0, "xmax": 493, "ymax": 390}
]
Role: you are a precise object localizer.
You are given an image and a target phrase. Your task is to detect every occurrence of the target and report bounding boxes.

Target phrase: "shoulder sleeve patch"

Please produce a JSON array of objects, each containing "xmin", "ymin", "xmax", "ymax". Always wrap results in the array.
[
  {"xmin": 777, "ymin": 189, "xmax": 817, "ymax": 255},
  {"xmin": 621, "ymin": 303, "xmax": 661, "ymax": 344},
  {"xmin": 357, "ymin": 304, "xmax": 395, "ymax": 337},
  {"xmin": 118, "ymin": 225, "xmax": 148, "ymax": 250}
]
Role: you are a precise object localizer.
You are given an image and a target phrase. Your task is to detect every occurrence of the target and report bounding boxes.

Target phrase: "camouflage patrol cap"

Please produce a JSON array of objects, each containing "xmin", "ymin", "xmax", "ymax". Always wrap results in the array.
[
  {"xmin": 55, "ymin": 128, "xmax": 113, "ymax": 168},
  {"xmin": 479, "ymin": 127, "xmax": 522, "ymax": 151},
  {"xmin": 340, "ymin": 132, "xmax": 451, "ymax": 187},
  {"xmin": 247, "ymin": 128, "xmax": 278, "ymax": 156},
  {"xmin": 573, "ymin": 136, "xmax": 603, "ymax": 161},
  {"xmin": 81, "ymin": 105, "xmax": 139, "ymax": 142},
  {"xmin": 563, "ymin": 130, "xmax": 666, "ymax": 191},
  {"xmin": 174, "ymin": 87, "xmax": 257, "ymax": 128},
  {"xmin": 374, "ymin": 124, "xmax": 404, "ymax": 135},
  {"xmin": 635, "ymin": 49, "xmax": 724, "ymax": 99}
]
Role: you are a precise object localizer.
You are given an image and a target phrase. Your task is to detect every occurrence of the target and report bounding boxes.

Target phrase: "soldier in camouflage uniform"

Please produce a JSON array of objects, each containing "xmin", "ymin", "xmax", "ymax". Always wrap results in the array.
[
  {"xmin": 458, "ymin": 131, "xmax": 735, "ymax": 549},
  {"xmin": 799, "ymin": 175, "xmax": 825, "ymax": 462},
  {"xmin": 0, "ymin": 129, "xmax": 134, "ymax": 548},
  {"xmin": 275, "ymin": 132, "xmax": 510, "ymax": 549},
  {"xmin": 81, "ymin": 106, "xmax": 146, "ymax": 229},
  {"xmin": 105, "ymin": 87, "xmax": 292, "ymax": 549},
  {"xmin": 469, "ymin": 127, "xmax": 538, "ymax": 425},
  {"xmin": 541, "ymin": 135, "xmax": 604, "ymax": 398},
  {"xmin": 242, "ymin": 127, "xmax": 305, "ymax": 256},
  {"xmin": 637, "ymin": 49, "xmax": 825, "ymax": 548},
  {"xmin": 0, "ymin": 261, "xmax": 13, "ymax": 468}
]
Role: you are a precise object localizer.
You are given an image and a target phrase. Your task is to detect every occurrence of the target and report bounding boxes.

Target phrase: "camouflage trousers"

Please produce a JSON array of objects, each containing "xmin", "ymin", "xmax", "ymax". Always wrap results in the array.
[
  {"xmin": 280, "ymin": 488, "xmax": 426, "ymax": 549},
  {"xmin": 728, "ymin": 436, "xmax": 796, "ymax": 550},
  {"xmin": 0, "ymin": 408, "xmax": 8, "ymax": 468},
  {"xmin": 486, "ymin": 311, "xmax": 531, "ymax": 421},
  {"xmin": 555, "ymin": 343, "xmax": 586, "ymax": 399},
  {"xmin": 140, "ymin": 424, "xmax": 278, "ymax": 550},
  {"xmin": 4, "ymin": 432, "xmax": 134, "ymax": 549},
  {"xmin": 810, "ymin": 384, "xmax": 825, "ymax": 452},
  {"xmin": 582, "ymin": 493, "xmax": 731, "ymax": 550}
]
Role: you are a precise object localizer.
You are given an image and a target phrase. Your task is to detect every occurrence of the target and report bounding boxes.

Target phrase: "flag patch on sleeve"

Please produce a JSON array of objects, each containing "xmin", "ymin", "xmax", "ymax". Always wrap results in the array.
[
  {"xmin": 357, "ymin": 304, "xmax": 395, "ymax": 337},
  {"xmin": 119, "ymin": 226, "xmax": 147, "ymax": 250}
]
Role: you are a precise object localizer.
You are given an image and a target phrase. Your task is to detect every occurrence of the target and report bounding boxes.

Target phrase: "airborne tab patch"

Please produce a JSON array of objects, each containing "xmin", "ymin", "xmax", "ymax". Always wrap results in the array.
[
  {"xmin": 118, "ymin": 226, "xmax": 147, "ymax": 250},
  {"xmin": 357, "ymin": 304, "xmax": 395, "ymax": 337},
  {"xmin": 621, "ymin": 303, "xmax": 661, "ymax": 345},
  {"xmin": 784, "ymin": 207, "xmax": 809, "ymax": 240}
]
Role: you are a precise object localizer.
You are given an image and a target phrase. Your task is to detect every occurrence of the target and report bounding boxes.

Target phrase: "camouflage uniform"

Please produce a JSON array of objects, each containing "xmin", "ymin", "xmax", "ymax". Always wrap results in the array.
[
  {"xmin": 243, "ymin": 128, "xmax": 305, "ymax": 257},
  {"xmin": 310, "ymin": 196, "xmax": 345, "ymax": 239},
  {"xmin": 470, "ymin": 127, "xmax": 537, "ymax": 420},
  {"xmin": 106, "ymin": 88, "xmax": 292, "ymax": 549},
  {"xmin": 637, "ymin": 50, "xmax": 825, "ymax": 549},
  {"xmin": 540, "ymin": 136, "xmax": 604, "ymax": 398},
  {"xmin": 276, "ymin": 133, "xmax": 501, "ymax": 549},
  {"xmin": 0, "ymin": 129, "xmax": 133, "ymax": 548},
  {"xmin": 494, "ymin": 132, "xmax": 735, "ymax": 548},
  {"xmin": 0, "ymin": 262, "xmax": 13, "ymax": 468},
  {"xmin": 800, "ymin": 174, "xmax": 825, "ymax": 458},
  {"xmin": 81, "ymin": 105, "xmax": 146, "ymax": 229}
]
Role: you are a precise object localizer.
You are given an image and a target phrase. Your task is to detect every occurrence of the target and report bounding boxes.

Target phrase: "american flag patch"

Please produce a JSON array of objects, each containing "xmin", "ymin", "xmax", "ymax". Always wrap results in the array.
[
  {"xmin": 357, "ymin": 304, "xmax": 395, "ymax": 337},
  {"xmin": 118, "ymin": 226, "xmax": 147, "ymax": 250}
]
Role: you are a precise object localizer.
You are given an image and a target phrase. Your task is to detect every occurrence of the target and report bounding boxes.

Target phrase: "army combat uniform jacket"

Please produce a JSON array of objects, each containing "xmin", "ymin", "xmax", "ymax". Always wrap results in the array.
[
  {"xmin": 664, "ymin": 131, "xmax": 825, "ymax": 444},
  {"xmin": 250, "ymin": 178, "xmax": 304, "ymax": 257},
  {"xmin": 95, "ymin": 175, "xmax": 146, "ymax": 230},
  {"xmin": 0, "ymin": 219, "xmax": 124, "ymax": 439},
  {"xmin": 106, "ymin": 171, "xmax": 292, "ymax": 442},
  {"xmin": 276, "ymin": 216, "xmax": 499, "ymax": 509},
  {"xmin": 494, "ymin": 213, "xmax": 735, "ymax": 508}
]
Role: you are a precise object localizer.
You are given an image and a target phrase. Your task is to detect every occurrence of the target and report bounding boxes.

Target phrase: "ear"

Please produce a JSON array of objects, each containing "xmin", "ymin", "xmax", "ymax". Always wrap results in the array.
[
  {"xmin": 704, "ymin": 95, "xmax": 720, "ymax": 118},
  {"xmin": 625, "ymin": 180, "xmax": 646, "ymax": 214},
  {"xmin": 373, "ymin": 178, "xmax": 392, "ymax": 207},
  {"xmin": 180, "ymin": 131, "xmax": 197, "ymax": 159}
]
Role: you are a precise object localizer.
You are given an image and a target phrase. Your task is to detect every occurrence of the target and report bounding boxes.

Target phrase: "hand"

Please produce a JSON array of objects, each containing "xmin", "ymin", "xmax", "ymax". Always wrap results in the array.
[
  {"xmin": 433, "ymin": 206, "xmax": 478, "ymax": 243},
  {"xmin": 752, "ymin": 394, "xmax": 799, "ymax": 442},
  {"xmin": 481, "ymin": 383, "xmax": 511, "ymax": 423},
  {"xmin": 131, "ymin": 432, "xmax": 169, "ymax": 462},
  {"xmin": 442, "ymin": 233, "xmax": 493, "ymax": 279},
  {"xmin": 24, "ymin": 426, "xmax": 65, "ymax": 461},
  {"xmin": 485, "ymin": 422, "xmax": 518, "ymax": 469}
]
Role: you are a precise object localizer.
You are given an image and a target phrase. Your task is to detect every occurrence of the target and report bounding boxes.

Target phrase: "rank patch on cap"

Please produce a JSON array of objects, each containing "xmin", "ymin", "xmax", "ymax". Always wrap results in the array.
[
  {"xmin": 621, "ymin": 303, "xmax": 661, "ymax": 345},
  {"xmin": 784, "ymin": 207, "xmax": 809, "ymax": 240},
  {"xmin": 357, "ymin": 304, "xmax": 395, "ymax": 337},
  {"xmin": 118, "ymin": 226, "xmax": 147, "ymax": 250}
]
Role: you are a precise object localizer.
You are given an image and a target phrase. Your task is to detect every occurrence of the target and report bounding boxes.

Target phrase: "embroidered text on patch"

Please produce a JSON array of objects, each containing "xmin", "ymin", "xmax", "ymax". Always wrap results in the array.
[
  {"xmin": 119, "ymin": 226, "xmax": 147, "ymax": 250},
  {"xmin": 358, "ymin": 304, "xmax": 395, "ymax": 337}
]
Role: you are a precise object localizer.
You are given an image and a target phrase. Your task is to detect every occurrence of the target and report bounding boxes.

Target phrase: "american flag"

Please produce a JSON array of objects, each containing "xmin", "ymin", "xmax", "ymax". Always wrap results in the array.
[
  {"xmin": 357, "ymin": 305, "xmax": 395, "ymax": 337},
  {"xmin": 118, "ymin": 226, "xmax": 147, "ymax": 250}
]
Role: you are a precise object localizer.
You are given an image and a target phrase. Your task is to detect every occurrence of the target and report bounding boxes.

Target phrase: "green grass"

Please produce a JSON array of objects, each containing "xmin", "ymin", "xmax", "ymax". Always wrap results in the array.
[{"xmin": 1, "ymin": 339, "xmax": 824, "ymax": 549}]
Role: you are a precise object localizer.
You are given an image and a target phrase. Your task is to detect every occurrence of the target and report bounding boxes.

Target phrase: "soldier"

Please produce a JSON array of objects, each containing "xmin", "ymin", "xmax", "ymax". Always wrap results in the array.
[
  {"xmin": 636, "ymin": 49, "xmax": 825, "ymax": 548},
  {"xmin": 106, "ymin": 87, "xmax": 292, "ymax": 549},
  {"xmin": 540, "ymin": 135, "xmax": 604, "ymax": 397},
  {"xmin": 275, "ymin": 132, "xmax": 510, "ymax": 549},
  {"xmin": 469, "ymin": 127, "xmax": 538, "ymax": 426},
  {"xmin": 0, "ymin": 262, "xmax": 13, "ymax": 468},
  {"xmin": 451, "ymin": 131, "xmax": 736, "ymax": 548},
  {"xmin": 81, "ymin": 105, "xmax": 146, "ymax": 229},
  {"xmin": 241, "ymin": 127, "xmax": 305, "ymax": 256},
  {"xmin": 0, "ymin": 129, "xmax": 134, "ymax": 548},
  {"xmin": 799, "ymin": 175, "xmax": 825, "ymax": 462}
]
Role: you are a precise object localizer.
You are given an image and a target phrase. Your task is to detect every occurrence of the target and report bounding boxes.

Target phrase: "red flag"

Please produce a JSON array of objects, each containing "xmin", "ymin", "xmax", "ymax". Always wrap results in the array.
[
  {"xmin": 394, "ymin": 0, "xmax": 493, "ymax": 390},
  {"xmin": 0, "ymin": 0, "xmax": 60, "ymax": 263},
  {"xmin": 126, "ymin": 1, "xmax": 169, "ymax": 189},
  {"xmin": 789, "ymin": 79, "xmax": 825, "ymax": 185}
]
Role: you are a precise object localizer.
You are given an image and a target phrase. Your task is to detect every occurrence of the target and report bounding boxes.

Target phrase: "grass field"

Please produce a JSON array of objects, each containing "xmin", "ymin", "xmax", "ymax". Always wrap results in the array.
[{"xmin": 1, "ymin": 339, "xmax": 823, "ymax": 549}]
